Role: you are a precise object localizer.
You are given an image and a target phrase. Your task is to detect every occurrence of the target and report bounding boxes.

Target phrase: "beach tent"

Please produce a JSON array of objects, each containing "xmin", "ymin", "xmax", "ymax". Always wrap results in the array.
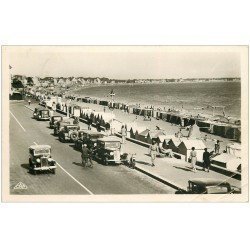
[
  {"xmin": 188, "ymin": 123, "xmax": 201, "ymax": 139},
  {"xmin": 137, "ymin": 129, "xmax": 151, "ymax": 143},
  {"xmin": 168, "ymin": 138, "xmax": 182, "ymax": 153},
  {"xmin": 226, "ymin": 143, "xmax": 241, "ymax": 158},
  {"xmin": 211, "ymin": 153, "xmax": 241, "ymax": 172},
  {"xmin": 178, "ymin": 139, "xmax": 206, "ymax": 162},
  {"xmin": 134, "ymin": 126, "xmax": 147, "ymax": 141}
]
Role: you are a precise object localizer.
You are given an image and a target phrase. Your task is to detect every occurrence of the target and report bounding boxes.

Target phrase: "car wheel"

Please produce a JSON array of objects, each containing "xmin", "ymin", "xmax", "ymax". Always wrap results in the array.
[
  {"xmin": 33, "ymin": 170, "xmax": 37, "ymax": 175},
  {"xmin": 51, "ymin": 169, "xmax": 56, "ymax": 174}
]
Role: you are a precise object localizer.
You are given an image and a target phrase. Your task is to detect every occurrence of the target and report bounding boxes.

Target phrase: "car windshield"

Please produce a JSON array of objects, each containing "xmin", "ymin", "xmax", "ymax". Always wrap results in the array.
[
  {"xmin": 68, "ymin": 126, "xmax": 77, "ymax": 131},
  {"xmin": 105, "ymin": 142, "xmax": 120, "ymax": 149},
  {"xmin": 34, "ymin": 148, "xmax": 50, "ymax": 155},
  {"xmin": 41, "ymin": 110, "xmax": 49, "ymax": 115}
]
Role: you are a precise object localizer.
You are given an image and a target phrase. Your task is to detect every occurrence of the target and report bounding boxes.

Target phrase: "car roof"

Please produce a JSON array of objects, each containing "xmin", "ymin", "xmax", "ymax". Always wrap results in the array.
[
  {"xmin": 189, "ymin": 178, "xmax": 230, "ymax": 186},
  {"xmin": 29, "ymin": 145, "xmax": 51, "ymax": 150},
  {"xmin": 97, "ymin": 136, "xmax": 121, "ymax": 142},
  {"xmin": 65, "ymin": 124, "xmax": 78, "ymax": 127}
]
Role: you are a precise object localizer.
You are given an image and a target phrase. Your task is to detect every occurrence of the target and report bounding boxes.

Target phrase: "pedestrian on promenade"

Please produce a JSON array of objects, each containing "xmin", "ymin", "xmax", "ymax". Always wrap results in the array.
[
  {"xmin": 189, "ymin": 147, "xmax": 197, "ymax": 172},
  {"xmin": 88, "ymin": 117, "xmax": 92, "ymax": 130},
  {"xmin": 105, "ymin": 122, "xmax": 111, "ymax": 135},
  {"xmin": 149, "ymin": 140, "xmax": 159, "ymax": 167},
  {"xmin": 214, "ymin": 140, "xmax": 220, "ymax": 154},
  {"xmin": 203, "ymin": 148, "xmax": 210, "ymax": 172},
  {"xmin": 28, "ymin": 99, "xmax": 31, "ymax": 105},
  {"xmin": 121, "ymin": 125, "xmax": 127, "ymax": 144}
]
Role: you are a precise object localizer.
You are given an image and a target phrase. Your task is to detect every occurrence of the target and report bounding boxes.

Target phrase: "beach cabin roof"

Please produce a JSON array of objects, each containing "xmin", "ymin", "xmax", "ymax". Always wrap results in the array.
[
  {"xmin": 227, "ymin": 143, "xmax": 241, "ymax": 158},
  {"xmin": 101, "ymin": 113, "xmax": 115, "ymax": 123},
  {"xmin": 139, "ymin": 129, "xmax": 151, "ymax": 137},
  {"xmin": 179, "ymin": 139, "xmax": 206, "ymax": 150},
  {"xmin": 212, "ymin": 153, "xmax": 241, "ymax": 171},
  {"xmin": 135, "ymin": 126, "xmax": 147, "ymax": 134},
  {"xmin": 158, "ymin": 135, "xmax": 175, "ymax": 143},
  {"xmin": 169, "ymin": 138, "xmax": 182, "ymax": 147}
]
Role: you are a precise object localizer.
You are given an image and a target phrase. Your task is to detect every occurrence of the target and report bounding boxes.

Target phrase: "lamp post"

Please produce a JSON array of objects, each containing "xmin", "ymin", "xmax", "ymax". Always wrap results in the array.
[{"xmin": 109, "ymin": 89, "xmax": 115, "ymax": 135}]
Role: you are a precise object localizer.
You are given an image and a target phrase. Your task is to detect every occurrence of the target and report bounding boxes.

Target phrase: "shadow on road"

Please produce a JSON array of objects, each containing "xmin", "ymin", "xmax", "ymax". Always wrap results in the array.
[
  {"xmin": 173, "ymin": 166, "xmax": 193, "ymax": 172},
  {"xmin": 72, "ymin": 161, "xmax": 83, "ymax": 167},
  {"xmin": 21, "ymin": 163, "xmax": 29, "ymax": 170},
  {"xmin": 135, "ymin": 160, "xmax": 151, "ymax": 166}
]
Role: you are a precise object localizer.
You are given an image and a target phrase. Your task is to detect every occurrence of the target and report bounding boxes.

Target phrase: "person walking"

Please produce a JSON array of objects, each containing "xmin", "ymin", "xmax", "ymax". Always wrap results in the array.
[
  {"xmin": 81, "ymin": 144, "xmax": 93, "ymax": 167},
  {"xmin": 189, "ymin": 147, "xmax": 197, "ymax": 172},
  {"xmin": 203, "ymin": 148, "xmax": 211, "ymax": 172},
  {"xmin": 28, "ymin": 99, "xmax": 31, "ymax": 105},
  {"xmin": 149, "ymin": 140, "xmax": 159, "ymax": 167},
  {"xmin": 88, "ymin": 117, "xmax": 92, "ymax": 130},
  {"xmin": 214, "ymin": 140, "xmax": 220, "ymax": 154},
  {"xmin": 121, "ymin": 125, "xmax": 127, "ymax": 144}
]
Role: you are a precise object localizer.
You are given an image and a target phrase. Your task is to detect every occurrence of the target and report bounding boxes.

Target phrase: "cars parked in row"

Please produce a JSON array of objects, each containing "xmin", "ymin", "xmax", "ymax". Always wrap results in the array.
[
  {"xmin": 94, "ymin": 136, "xmax": 127, "ymax": 165},
  {"xmin": 58, "ymin": 124, "xmax": 80, "ymax": 143},
  {"xmin": 29, "ymin": 145, "xmax": 56, "ymax": 175},
  {"xmin": 54, "ymin": 118, "xmax": 73, "ymax": 135},
  {"xmin": 74, "ymin": 130, "xmax": 105, "ymax": 151},
  {"xmin": 33, "ymin": 108, "xmax": 50, "ymax": 121},
  {"xmin": 49, "ymin": 115, "xmax": 63, "ymax": 128}
]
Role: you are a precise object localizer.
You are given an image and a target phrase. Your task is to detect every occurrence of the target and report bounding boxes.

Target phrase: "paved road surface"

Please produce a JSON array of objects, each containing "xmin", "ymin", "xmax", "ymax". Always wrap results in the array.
[{"xmin": 9, "ymin": 101, "xmax": 175, "ymax": 195}]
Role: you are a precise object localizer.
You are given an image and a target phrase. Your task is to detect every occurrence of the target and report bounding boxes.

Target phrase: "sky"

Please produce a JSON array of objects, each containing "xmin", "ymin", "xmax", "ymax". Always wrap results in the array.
[{"xmin": 8, "ymin": 47, "xmax": 241, "ymax": 79}]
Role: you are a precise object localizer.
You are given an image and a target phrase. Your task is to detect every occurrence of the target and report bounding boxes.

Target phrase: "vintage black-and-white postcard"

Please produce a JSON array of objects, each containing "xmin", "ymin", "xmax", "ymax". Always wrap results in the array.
[{"xmin": 1, "ymin": 46, "xmax": 248, "ymax": 202}]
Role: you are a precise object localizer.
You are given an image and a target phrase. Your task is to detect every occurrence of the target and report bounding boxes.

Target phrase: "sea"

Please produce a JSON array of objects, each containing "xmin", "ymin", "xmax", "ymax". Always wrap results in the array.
[{"xmin": 72, "ymin": 81, "xmax": 241, "ymax": 119}]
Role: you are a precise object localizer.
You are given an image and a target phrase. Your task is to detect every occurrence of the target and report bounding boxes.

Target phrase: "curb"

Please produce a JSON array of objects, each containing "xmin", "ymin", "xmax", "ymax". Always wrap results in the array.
[{"xmin": 135, "ymin": 164, "xmax": 186, "ymax": 191}]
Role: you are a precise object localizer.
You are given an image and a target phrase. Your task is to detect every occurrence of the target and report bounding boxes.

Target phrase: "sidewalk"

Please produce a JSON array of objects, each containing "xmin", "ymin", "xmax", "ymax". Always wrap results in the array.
[{"xmin": 120, "ymin": 139, "xmax": 241, "ymax": 191}]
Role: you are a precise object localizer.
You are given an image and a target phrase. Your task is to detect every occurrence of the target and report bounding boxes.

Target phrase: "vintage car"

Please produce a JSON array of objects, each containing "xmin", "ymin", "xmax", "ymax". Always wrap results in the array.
[
  {"xmin": 28, "ymin": 145, "xmax": 56, "ymax": 175},
  {"xmin": 49, "ymin": 115, "xmax": 63, "ymax": 128},
  {"xmin": 33, "ymin": 107, "xmax": 50, "ymax": 121},
  {"xmin": 58, "ymin": 124, "xmax": 80, "ymax": 142},
  {"xmin": 53, "ymin": 118, "xmax": 73, "ymax": 135},
  {"xmin": 177, "ymin": 178, "xmax": 241, "ymax": 194},
  {"xmin": 94, "ymin": 136, "xmax": 127, "ymax": 165},
  {"xmin": 74, "ymin": 130, "xmax": 106, "ymax": 151}
]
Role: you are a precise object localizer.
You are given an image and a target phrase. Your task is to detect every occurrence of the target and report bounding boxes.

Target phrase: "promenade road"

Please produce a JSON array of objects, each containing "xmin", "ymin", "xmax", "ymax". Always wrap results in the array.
[{"xmin": 9, "ymin": 101, "xmax": 175, "ymax": 195}]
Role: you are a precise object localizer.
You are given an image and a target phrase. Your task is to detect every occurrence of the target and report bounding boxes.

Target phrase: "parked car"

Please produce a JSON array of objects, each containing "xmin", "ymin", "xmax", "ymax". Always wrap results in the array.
[
  {"xmin": 94, "ymin": 136, "xmax": 127, "ymax": 165},
  {"xmin": 74, "ymin": 130, "xmax": 106, "ymax": 151},
  {"xmin": 33, "ymin": 107, "xmax": 50, "ymax": 121},
  {"xmin": 28, "ymin": 145, "xmax": 56, "ymax": 175},
  {"xmin": 54, "ymin": 118, "xmax": 73, "ymax": 135},
  {"xmin": 177, "ymin": 178, "xmax": 241, "ymax": 194},
  {"xmin": 49, "ymin": 115, "xmax": 63, "ymax": 128},
  {"xmin": 58, "ymin": 124, "xmax": 80, "ymax": 142}
]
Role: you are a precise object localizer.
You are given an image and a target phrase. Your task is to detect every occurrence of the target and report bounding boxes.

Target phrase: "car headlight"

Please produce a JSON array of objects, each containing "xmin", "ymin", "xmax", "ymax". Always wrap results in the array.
[
  {"xmin": 36, "ymin": 159, "xmax": 40, "ymax": 163},
  {"xmin": 110, "ymin": 152, "xmax": 114, "ymax": 156},
  {"xmin": 39, "ymin": 115, "xmax": 41, "ymax": 118},
  {"xmin": 48, "ymin": 158, "xmax": 52, "ymax": 162}
]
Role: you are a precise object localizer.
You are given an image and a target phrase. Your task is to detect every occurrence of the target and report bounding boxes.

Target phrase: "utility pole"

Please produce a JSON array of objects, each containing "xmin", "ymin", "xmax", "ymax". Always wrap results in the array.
[{"xmin": 110, "ymin": 89, "xmax": 115, "ymax": 135}]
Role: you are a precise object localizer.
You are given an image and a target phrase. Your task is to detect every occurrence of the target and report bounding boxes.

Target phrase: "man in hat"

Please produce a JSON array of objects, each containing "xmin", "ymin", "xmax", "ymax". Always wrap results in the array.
[{"xmin": 203, "ymin": 148, "xmax": 211, "ymax": 172}]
